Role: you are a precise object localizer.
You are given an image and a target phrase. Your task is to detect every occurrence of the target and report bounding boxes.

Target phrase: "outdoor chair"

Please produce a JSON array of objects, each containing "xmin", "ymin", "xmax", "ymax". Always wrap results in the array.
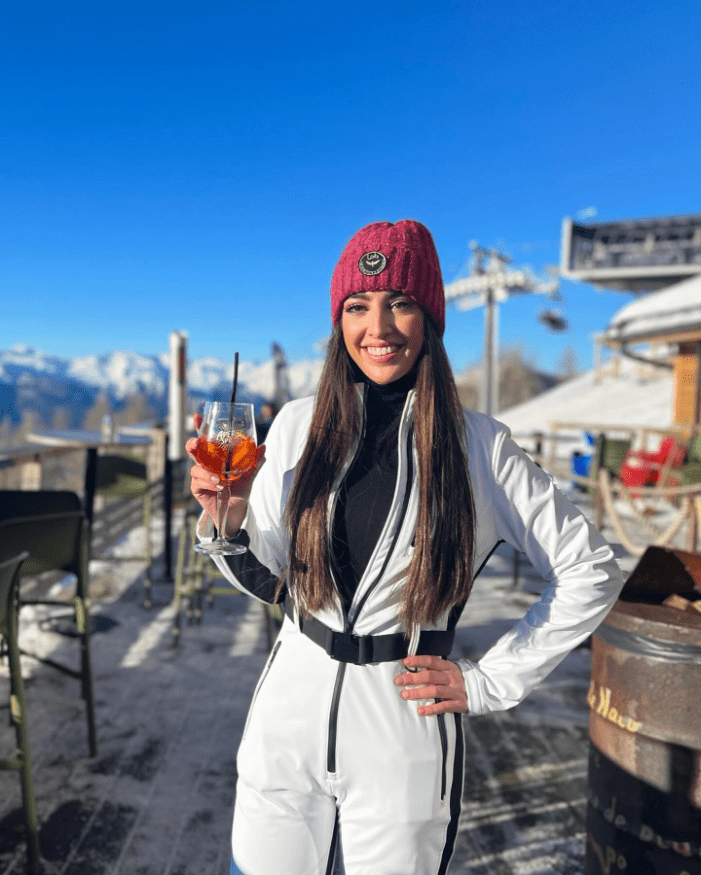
[
  {"xmin": 588, "ymin": 434, "xmax": 632, "ymax": 489},
  {"xmin": 669, "ymin": 434, "xmax": 701, "ymax": 487},
  {"xmin": 619, "ymin": 435, "xmax": 686, "ymax": 490},
  {"xmin": 172, "ymin": 504, "xmax": 210, "ymax": 642},
  {"xmin": 93, "ymin": 454, "xmax": 154, "ymax": 608},
  {"xmin": 588, "ymin": 435, "xmax": 633, "ymax": 530},
  {"xmin": 0, "ymin": 490, "xmax": 97, "ymax": 757},
  {"xmin": 172, "ymin": 503, "xmax": 281, "ymax": 651},
  {"xmin": 0, "ymin": 551, "xmax": 41, "ymax": 874}
]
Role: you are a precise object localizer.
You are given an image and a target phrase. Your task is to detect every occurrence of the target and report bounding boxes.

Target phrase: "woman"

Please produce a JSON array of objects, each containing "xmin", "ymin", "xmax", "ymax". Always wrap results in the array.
[{"xmin": 187, "ymin": 220, "xmax": 624, "ymax": 875}]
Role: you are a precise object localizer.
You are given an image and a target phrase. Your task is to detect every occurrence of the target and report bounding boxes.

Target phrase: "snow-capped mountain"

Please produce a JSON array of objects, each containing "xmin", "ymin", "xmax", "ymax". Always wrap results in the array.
[{"xmin": 0, "ymin": 344, "xmax": 324, "ymax": 428}]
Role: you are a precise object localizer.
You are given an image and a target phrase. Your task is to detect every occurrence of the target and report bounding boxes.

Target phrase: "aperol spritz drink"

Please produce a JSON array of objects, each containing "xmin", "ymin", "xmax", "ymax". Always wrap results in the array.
[{"xmin": 193, "ymin": 401, "xmax": 257, "ymax": 556}]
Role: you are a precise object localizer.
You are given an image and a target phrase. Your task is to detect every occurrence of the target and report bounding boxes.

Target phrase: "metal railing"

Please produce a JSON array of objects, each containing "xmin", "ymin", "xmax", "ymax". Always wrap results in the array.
[{"xmin": 0, "ymin": 432, "xmax": 188, "ymax": 581}]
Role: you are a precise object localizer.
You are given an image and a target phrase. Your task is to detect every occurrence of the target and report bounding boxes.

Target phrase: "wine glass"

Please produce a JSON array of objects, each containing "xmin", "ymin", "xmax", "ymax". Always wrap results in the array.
[{"xmin": 193, "ymin": 401, "xmax": 257, "ymax": 556}]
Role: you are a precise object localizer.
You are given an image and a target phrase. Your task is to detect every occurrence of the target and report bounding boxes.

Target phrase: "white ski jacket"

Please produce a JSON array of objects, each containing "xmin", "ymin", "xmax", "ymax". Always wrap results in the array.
[{"xmin": 211, "ymin": 387, "xmax": 624, "ymax": 715}]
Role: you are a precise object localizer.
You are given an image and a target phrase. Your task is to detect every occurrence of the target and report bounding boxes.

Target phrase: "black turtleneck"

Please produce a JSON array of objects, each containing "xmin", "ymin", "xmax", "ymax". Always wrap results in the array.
[{"xmin": 331, "ymin": 368, "xmax": 416, "ymax": 615}]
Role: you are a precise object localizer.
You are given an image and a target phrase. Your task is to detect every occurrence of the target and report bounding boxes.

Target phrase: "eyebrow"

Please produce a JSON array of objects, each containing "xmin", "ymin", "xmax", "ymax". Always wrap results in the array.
[{"xmin": 345, "ymin": 290, "xmax": 407, "ymax": 300}]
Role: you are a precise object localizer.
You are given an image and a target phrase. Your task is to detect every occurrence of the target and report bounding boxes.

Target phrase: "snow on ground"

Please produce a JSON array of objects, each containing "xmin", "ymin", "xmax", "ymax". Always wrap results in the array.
[{"xmin": 496, "ymin": 354, "xmax": 674, "ymax": 461}]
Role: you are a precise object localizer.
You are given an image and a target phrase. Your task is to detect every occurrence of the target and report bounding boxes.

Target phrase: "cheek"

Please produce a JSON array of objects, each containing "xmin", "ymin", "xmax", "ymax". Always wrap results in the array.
[
  {"xmin": 405, "ymin": 317, "xmax": 424, "ymax": 356},
  {"xmin": 341, "ymin": 321, "xmax": 359, "ymax": 352}
]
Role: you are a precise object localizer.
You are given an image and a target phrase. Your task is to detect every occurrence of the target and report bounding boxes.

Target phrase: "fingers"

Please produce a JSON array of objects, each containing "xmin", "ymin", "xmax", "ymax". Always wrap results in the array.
[
  {"xmin": 402, "ymin": 654, "xmax": 446, "ymax": 671},
  {"xmin": 414, "ymin": 697, "xmax": 467, "ymax": 717},
  {"xmin": 185, "ymin": 414, "xmax": 204, "ymax": 460},
  {"xmin": 190, "ymin": 463, "xmax": 224, "ymax": 494},
  {"xmin": 394, "ymin": 657, "xmax": 468, "ymax": 716},
  {"xmin": 185, "ymin": 437, "xmax": 199, "ymax": 461}
]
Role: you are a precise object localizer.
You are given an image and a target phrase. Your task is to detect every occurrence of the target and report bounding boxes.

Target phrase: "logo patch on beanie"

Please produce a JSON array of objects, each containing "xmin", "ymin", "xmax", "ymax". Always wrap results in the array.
[{"xmin": 358, "ymin": 251, "xmax": 387, "ymax": 276}]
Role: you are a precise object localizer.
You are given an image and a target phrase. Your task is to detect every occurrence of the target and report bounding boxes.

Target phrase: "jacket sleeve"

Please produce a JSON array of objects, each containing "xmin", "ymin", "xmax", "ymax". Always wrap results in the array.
[
  {"xmin": 206, "ymin": 402, "xmax": 301, "ymax": 604},
  {"xmin": 459, "ymin": 419, "xmax": 625, "ymax": 715}
]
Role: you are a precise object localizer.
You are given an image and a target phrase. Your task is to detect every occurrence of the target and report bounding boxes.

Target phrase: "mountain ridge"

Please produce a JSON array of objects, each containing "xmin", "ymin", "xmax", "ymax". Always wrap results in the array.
[{"xmin": 0, "ymin": 345, "xmax": 325, "ymax": 428}]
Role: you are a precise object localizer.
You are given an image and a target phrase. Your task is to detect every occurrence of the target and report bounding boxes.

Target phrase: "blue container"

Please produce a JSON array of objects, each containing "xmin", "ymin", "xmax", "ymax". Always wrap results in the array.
[{"xmin": 572, "ymin": 451, "xmax": 591, "ymax": 478}]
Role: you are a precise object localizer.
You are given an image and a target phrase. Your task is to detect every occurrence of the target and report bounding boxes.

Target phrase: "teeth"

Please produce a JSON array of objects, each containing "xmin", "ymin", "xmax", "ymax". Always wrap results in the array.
[{"xmin": 366, "ymin": 346, "xmax": 399, "ymax": 356}]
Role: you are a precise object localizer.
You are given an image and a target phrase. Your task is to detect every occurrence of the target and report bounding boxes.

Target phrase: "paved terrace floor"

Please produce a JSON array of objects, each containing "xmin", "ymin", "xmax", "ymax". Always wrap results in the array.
[{"xmin": 0, "ymin": 496, "xmax": 638, "ymax": 875}]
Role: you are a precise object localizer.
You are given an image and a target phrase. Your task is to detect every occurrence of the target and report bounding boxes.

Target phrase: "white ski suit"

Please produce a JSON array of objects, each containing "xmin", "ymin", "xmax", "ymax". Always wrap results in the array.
[{"xmin": 209, "ymin": 387, "xmax": 624, "ymax": 875}]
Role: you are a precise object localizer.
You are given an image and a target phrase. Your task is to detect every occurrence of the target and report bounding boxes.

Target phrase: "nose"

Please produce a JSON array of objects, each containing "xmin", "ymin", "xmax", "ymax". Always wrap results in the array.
[{"xmin": 367, "ymin": 301, "xmax": 392, "ymax": 336}]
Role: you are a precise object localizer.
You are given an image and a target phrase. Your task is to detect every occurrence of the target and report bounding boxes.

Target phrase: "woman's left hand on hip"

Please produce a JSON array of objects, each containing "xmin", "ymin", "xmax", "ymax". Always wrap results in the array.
[{"xmin": 394, "ymin": 655, "xmax": 468, "ymax": 716}]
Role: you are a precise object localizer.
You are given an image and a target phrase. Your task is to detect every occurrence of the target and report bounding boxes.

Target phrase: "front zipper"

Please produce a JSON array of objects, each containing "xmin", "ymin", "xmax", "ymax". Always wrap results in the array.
[
  {"xmin": 326, "ymin": 414, "xmax": 416, "ymax": 774},
  {"xmin": 437, "ymin": 712, "xmax": 448, "ymax": 801},
  {"xmin": 326, "ymin": 661, "xmax": 347, "ymax": 773},
  {"xmin": 348, "ymin": 424, "xmax": 415, "ymax": 628},
  {"xmin": 242, "ymin": 640, "xmax": 281, "ymax": 740},
  {"xmin": 324, "ymin": 387, "xmax": 366, "ymax": 774}
]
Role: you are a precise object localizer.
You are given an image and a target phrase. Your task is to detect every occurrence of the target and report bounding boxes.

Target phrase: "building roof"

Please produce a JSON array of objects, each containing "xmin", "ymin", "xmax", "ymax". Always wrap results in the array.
[{"xmin": 602, "ymin": 273, "xmax": 701, "ymax": 345}]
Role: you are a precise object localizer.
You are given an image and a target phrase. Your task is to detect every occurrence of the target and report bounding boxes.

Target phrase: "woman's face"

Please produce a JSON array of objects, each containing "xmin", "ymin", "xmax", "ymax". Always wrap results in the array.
[{"xmin": 340, "ymin": 290, "xmax": 425, "ymax": 384}]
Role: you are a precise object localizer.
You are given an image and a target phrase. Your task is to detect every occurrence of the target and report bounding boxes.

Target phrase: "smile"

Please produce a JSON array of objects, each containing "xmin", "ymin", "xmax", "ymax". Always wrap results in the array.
[{"xmin": 364, "ymin": 345, "xmax": 402, "ymax": 357}]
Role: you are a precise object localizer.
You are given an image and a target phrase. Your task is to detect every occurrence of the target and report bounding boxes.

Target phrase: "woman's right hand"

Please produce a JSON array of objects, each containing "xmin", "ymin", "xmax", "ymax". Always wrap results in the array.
[{"xmin": 185, "ymin": 413, "xmax": 266, "ymax": 537}]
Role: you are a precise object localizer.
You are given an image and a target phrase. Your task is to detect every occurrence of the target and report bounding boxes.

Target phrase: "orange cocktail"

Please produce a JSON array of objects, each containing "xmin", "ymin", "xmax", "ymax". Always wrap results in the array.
[{"xmin": 193, "ymin": 433, "xmax": 257, "ymax": 482}]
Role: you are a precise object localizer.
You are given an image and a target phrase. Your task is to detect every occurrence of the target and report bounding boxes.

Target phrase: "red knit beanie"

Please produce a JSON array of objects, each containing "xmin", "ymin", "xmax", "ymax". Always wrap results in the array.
[{"xmin": 331, "ymin": 220, "xmax": 446, "ymax": 335}]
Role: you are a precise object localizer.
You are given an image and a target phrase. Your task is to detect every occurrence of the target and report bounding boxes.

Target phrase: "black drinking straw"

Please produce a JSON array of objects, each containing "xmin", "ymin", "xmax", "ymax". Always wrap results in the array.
[
  {"xmin": 225, "ymin": 352, "xmax": 239, "ymax": 472},
  {"xmin": 229, "ymin": 352, "xmax": 239, "ymax": 406}
]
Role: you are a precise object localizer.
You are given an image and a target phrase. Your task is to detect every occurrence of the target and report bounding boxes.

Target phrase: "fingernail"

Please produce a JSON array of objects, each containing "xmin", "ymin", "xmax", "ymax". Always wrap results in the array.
[
  {"xmin": 210, "ymin": 476, "xmax": 220, "ymax": 483},
  {"xmin": 394, "ymin": 676, "xmax": 403, "ymax": 686},
  {"xmin": 418, "ymin": 707, "xmax": 426, "ymax": 716},
  {"xmin": 402, "ymin": 690, "xmax": 410, "ymax": 699}
]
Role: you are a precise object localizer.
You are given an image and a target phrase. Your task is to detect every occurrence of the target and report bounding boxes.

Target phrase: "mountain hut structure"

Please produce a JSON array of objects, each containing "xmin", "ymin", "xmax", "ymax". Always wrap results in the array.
[
  {"xmin": 600, "ymin": 274, "xmax": 701, "ymax": 427},
  {"xmin": 561, "ymin": 212, "xmax": 701, "ymax": 427}
]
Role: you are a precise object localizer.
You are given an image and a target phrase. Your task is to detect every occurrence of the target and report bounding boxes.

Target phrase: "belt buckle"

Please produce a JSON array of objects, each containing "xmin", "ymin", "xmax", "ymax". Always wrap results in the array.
[
  {"xmin": 324, "ymin": 627, "xmax": 339, "ymax": 659},
  {"xmin": 324, "ymin": 628, "xmax": 355, "ymax": 662},
  {"xmin": 357, "ymin": 634, "xmax": 373, "ymax": 664},
  {"xmin": 324, "ymin": 628, "xmax": 369, "ymax": 664}
]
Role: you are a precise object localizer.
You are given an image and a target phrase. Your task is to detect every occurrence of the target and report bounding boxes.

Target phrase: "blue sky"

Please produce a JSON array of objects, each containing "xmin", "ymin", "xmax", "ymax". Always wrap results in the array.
[{"xmin": 1, "ymin": 0, "xmax": 699, "ymax": 375}]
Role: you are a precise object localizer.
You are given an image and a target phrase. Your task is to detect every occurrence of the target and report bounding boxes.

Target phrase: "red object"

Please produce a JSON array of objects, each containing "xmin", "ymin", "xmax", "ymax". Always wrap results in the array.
[
  {"xmin": 619, "ymin": 437, "xmax": 686, "ymax": 491},
  {"xmin": 628, "ymin": 436, "xmax": 685, "ymax": 468},
  {"xmin": 331, "ymin": 220, "xmax": 445, "ymax": 335}
]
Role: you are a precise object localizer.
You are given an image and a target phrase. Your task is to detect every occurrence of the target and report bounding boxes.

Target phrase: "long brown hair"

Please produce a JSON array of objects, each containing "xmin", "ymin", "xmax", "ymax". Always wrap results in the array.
[{"xmin": 283, "ymin": 317, "xmax": 475, "ymax": 628}]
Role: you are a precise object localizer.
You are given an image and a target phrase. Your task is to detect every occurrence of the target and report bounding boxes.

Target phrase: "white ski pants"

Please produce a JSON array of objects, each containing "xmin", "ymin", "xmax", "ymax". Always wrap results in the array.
[{"xmin": 230, "ymin": 617, "xmax": 464, "ymax": 875}]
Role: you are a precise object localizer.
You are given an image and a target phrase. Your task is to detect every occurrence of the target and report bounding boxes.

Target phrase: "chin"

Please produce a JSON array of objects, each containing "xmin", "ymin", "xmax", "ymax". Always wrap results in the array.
[{"xmin": 364, "ymin": 366, "xmax": 408, "ymax": 384}]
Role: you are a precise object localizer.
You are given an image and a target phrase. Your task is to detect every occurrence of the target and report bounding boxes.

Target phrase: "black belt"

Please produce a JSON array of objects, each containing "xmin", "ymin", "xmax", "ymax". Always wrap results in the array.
[{"xmin": 284, "ymin": 599, "xmax": 454, "ymax": 665}]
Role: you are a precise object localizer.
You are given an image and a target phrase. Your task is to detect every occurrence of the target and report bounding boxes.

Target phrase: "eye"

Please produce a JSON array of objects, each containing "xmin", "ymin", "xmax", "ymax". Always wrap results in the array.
[
  {"xmin": 391, "ymin": 298, "xmax": 415, "ymax": 311},
  {"xmin": 343, "ymin": 302, "xmax": 367, "ymax": 314}
]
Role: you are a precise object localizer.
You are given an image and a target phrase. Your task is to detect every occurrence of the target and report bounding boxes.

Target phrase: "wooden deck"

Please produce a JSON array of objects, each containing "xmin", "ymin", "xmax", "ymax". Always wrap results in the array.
[{"xmin": 1, "ymin": 501, "xmax": 638, "ymax": 874}]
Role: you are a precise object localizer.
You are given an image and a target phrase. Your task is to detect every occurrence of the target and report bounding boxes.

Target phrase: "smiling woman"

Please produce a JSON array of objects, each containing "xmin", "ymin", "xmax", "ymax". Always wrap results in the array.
[
  {"xmin": 340, "ymin": 290, "xmax": 425, "ymax": 384},
  {"xmin": 186, "ymin": 218, "xmax": 625, "ymax": 875}
]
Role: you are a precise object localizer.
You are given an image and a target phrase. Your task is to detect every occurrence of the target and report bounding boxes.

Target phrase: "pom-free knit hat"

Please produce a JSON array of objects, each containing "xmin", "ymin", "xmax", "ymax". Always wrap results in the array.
[{"xmin": 331, "ymin": 220, "xmax": 445, "ymax": 335}]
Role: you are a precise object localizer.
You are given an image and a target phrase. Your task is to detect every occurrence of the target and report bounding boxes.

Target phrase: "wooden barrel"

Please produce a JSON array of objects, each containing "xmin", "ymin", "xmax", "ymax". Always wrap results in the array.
[{"xmin": 586, "ymin": 599, "xmax": 701, "ymax": 875}]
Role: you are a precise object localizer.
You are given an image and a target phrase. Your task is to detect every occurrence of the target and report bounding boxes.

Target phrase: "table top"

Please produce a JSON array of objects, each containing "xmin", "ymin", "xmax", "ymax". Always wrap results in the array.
[{"xmin": 27, "ymin": 429, "xmax": 152, "ymax": 449}]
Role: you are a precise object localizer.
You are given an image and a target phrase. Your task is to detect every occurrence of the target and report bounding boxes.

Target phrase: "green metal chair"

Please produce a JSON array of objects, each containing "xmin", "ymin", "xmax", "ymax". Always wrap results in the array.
[
  {"xmin": 172, "ymin": 505, "xmax": 212, "ymax": 644},
  {"xmin": 588, "ymin": 434, "xmax": 633, "ymax": 495},
  {"xmin": 172, "ymin": 503, "xmax": 282, "ymax": 650},
  {"xmin": 0, "ymin": 490, "xmax": 97, "ymax": 758},
  {"xmin": 671, "ymin": 434, "xmax": 701, "ymax": 486},
  {"xmin": 93, "ymin": 454, "xmax": 154, "ymax": 608},
  {"xmin": 0, "ymin": 551, "xmax": 41, "ymax": 874}
]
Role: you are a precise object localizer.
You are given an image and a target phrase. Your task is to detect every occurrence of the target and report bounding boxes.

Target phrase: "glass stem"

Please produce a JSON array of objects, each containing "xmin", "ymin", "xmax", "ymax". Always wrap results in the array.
[{"xmin": 216, "ymin": 484, "xmax": 231, "ymax": 541}]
